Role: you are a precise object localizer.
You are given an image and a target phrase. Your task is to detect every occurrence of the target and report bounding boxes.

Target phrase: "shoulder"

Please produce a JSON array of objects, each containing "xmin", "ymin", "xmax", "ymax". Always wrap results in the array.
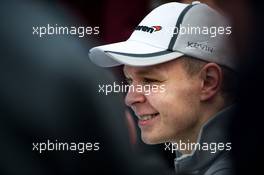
[{"xmin": 204, "ymin": 152, "xmax": 233, "ymax": 175}]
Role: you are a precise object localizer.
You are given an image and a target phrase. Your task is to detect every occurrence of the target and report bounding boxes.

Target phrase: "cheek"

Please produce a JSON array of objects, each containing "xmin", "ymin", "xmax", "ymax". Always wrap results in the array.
[
  {"xmin": 147, "ymin": 83, "xmax": 200, "ymax": 124},
  {"xmin": 141, "ymin": 83, "xmax": 200, "ymax": 142},
  {"xmin": 144, "ymin": 89, "xmax": 167, "ymax": 112},
  {"xmin": 168, "ymin": 84, "xmax": 200, "ymax": 125},
  {"xmin": 144, "ymin": 78, "xmax": 200, "ymax": 112}
]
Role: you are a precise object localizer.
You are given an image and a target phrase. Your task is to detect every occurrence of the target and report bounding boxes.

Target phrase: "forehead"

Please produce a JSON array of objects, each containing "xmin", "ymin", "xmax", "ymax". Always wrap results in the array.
[
  {"xmin": 123, "ymin": 59, "xmax": 183, "ymax": 77},
  {"xmin": 123, "ymin": 64, "xmax": 166, "ymax": 77}
]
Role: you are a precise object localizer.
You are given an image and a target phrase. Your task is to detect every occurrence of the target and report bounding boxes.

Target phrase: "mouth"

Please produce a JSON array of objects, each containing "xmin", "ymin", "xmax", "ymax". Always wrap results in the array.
[
  {"xmin": 137, "ymin": 113, "xmax": 160, "ymax": 127},
  {"xmin": 138, "ymin": 113, "xmax": 159, "ymax": 121}
]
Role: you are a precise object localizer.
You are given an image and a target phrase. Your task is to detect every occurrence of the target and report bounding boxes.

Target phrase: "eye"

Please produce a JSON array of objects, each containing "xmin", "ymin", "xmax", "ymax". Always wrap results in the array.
[{"xmin": 143, "ymin": 78, "xmax": 159, "ymax": 84}]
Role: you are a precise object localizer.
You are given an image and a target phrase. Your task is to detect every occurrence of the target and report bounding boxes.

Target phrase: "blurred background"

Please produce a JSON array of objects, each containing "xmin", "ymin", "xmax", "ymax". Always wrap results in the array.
[{"xmin": 0, "ymin": 0, "xmax": 263, "ymax": 174}]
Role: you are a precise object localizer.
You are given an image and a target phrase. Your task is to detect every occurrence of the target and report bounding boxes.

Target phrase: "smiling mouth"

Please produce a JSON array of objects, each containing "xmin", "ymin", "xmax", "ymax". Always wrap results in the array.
[{"xmin": 138, "ymin": 113, "xmax": 160, "ymax": 121}]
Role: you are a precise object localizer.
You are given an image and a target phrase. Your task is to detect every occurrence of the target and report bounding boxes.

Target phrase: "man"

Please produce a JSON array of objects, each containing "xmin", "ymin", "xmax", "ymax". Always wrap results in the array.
[{"xmin": 89, "ymin": 2, "xmax": 236, "ymax": 174}]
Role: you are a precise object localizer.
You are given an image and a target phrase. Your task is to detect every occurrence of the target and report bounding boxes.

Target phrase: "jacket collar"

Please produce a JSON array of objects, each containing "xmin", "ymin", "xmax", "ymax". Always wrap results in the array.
[{"xmin": 174, "ymin": 105, "xmax": 236, "ymax": 174}]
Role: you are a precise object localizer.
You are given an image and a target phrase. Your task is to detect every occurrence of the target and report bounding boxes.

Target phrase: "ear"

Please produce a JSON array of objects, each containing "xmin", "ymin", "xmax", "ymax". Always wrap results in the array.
[{"xmin": 200, "ymin": 63, "xmax": 222, "ymax": 101}]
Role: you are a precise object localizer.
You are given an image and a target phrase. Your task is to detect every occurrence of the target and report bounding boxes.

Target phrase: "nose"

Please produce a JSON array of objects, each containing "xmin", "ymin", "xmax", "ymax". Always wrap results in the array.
[{"xmin": 125, "ymin": 87, "xmax": 146, "ymax": 107}]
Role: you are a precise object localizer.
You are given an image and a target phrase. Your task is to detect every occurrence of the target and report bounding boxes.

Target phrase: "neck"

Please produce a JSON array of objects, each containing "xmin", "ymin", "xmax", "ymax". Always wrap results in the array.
[{"xmin": 173, "ymin": 95, "xmax": 227, "ymax": 155}]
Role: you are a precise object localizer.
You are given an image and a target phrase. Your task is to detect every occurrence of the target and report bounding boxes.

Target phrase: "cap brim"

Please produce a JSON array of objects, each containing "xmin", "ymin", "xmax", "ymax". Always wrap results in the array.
[{"xmin": 89, "ymin": 40, "xmax": 184, "ymax": 67}]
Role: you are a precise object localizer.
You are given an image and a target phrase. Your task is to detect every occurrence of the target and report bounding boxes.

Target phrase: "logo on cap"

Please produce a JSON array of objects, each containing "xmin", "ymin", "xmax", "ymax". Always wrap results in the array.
[
  {"xmin": 187, "ymin": 41, "xmax": 214, "ymax": 53},
  {"xmin": 135, "ymin": 25, "xmax": 162, "ymax": 34}
]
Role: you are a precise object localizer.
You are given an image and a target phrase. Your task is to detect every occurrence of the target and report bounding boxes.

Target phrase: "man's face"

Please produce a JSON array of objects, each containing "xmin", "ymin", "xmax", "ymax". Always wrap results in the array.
[{"xmin": 124, "ymin": 59, "xmax": 202, "ymax": 144}]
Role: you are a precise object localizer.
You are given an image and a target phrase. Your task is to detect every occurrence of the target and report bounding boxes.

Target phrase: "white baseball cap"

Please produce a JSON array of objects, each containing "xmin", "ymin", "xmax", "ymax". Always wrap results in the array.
[{"xmin": 89, "ymin": 1, "xmax": 235, "ymax": 70}]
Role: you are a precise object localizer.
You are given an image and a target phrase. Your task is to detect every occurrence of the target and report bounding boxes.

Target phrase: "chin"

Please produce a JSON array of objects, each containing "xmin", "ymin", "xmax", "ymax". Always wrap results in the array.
[{"xmin": 141, "ymin": 134, "xmax": 164, "ymax": 145}]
